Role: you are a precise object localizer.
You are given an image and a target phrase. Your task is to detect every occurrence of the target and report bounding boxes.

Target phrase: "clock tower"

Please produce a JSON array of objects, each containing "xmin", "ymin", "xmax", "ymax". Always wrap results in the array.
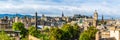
[{"xmin": 93, "ymin": 10, "xmax": 98, "ymax": 27}]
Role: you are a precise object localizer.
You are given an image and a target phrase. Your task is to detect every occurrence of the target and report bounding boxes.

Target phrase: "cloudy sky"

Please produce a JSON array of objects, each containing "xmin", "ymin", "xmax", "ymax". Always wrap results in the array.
[{"xmin": 0, "ymin": 0, "xmax": 120, "ymax": 18}]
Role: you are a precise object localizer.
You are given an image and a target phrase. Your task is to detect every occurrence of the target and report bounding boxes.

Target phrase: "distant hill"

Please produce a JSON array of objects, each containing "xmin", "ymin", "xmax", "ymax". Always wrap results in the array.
[{"xmin": 0, "ymin": 14, "xmax": 41, "ymax": 19}]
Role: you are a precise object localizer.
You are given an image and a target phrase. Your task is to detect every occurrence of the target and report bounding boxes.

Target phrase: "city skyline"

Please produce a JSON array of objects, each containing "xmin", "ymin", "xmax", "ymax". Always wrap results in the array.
[
  {"xmin": 0, "ymin": 0, "xmax": 120, "ymax": 40},
  {"xmin": 0, "ymin": 0, "xmax": 120, "ymax": 18}
]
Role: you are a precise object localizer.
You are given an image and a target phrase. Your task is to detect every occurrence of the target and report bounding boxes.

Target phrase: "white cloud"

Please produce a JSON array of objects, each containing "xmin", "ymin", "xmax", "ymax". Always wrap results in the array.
[{"xmin": 0, "ymin": 0, "xmax": 119, "ymax": 17}]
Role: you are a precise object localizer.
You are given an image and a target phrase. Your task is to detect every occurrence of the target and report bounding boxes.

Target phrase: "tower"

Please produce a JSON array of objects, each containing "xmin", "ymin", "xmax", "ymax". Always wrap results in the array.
[
  {"xmin": 42, "ymin": 14, "xmax": 45, "ymax": 18},
  {"xmin": 93, "ymin": 10, "xmax": 98, "ymax": 27},
  {"xmin": 35, "ymin": 12, "xmax": 38, "ymax": 30},
  {"xmin": 102, "ymin": 15, "xmax": 104, "ymax": 24},
  {"xmin": 15, "ymin": 16, "xmax": 19, "ymax": 22},
  {"xmin": 62, "ymin": 12, "xmax": 64, "ymax": 17}
]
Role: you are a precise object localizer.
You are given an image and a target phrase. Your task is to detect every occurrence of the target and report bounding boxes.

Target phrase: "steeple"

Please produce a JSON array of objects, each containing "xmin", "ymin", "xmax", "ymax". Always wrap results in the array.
[
  {"xmin": 62, "ymin": 11, "xmax": 64, "ymax": 17},
  {"xmin": 102, "ymin": 15, "xmax": 103, "ymax": 20},
  {"xmin": 102, "ymin": 15, "xmax": 104, "ymax": 24}
]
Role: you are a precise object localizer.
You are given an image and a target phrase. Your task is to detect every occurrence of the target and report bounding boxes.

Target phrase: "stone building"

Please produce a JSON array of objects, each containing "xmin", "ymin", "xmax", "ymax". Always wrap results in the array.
[
  {"xmin": 0, "ymin": 18, "xmax": 11, "ymax": 29},
  {"xmin": 14, "ymin": 16, "xmax": 20, "ymax": 22},
  {"xmin": 0, "ymin": 16, "xmax": 20, "ymax": 40},
  {"xmin": 109, "ymin": 26, "xmax": 120, "ymax": 40}
]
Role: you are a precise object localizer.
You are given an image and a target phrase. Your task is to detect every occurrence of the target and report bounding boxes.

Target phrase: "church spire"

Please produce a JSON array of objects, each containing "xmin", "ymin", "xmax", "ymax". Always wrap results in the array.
[
  {"xmin": 62, "ymin": 11, "xmax": 64, "ymax": 17},
  {"xmin": 102, "ymin": 15, "xmax": 104, "ymax": 24}
]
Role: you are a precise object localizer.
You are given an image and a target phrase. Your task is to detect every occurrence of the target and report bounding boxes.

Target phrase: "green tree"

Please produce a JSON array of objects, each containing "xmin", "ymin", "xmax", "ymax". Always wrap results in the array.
[
  {"xmin": 72, "ymin": 24, "xmax": 81, "ymax": 39},
  {"xmin": 79, "ymin": 26, "xmax": 98, "ymax": 40},
  {"xmin": 12, "ymin": 22, "xmax": 24, "ymax": 31},
  {"xmin": 49, "ymin": 24, "xmax": 80, "ymax": 40},
  {"xmin": 61, "ymin": 24, "xmax": 80, "ymax": 40},
  {"xmin": 61, "ymin": 24, "xmax": 73, "ymax": 40},
  {"xmin": 28, "ymin": 26, "xmax": 40, "ymax": 37},
  {"xmin": 0, "ymin": 30, "xmax": 11, "ymax": 40},
  {"xmin": 12, "ymin": 22, "xmax": 28, "ymax": 38},
  {"xmin": 43, "ymin": 27, "xmax": 49, "ymax": 32},
  {"xmin": 49, "ymin": 28, "xmax": 63, "ymax": 40},
  {"xmin": 80, "ymin": 31, "xmax": 90, "ymax": 40},
  {"xmin": 29, "ymin": 26, "xmax": 49, "ymax": 40}
]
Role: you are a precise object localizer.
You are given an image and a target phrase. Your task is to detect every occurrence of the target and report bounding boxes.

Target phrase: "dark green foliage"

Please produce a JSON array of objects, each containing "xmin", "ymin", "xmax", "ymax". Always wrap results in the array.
[
  {"xmin": 43, "ymin": 27, "xmax": 49, "ymax": 32},
  {"xmin": 72, "ymin": 24, "xmax": 81, "ymax": 39},
  {"xmin": 49, "ymin": 24, "xmax": 81, "ymax": 40},
  {"xmin": 28, "ymin": 26, "xmax": 40, "ymax": 38},
  {"xmin": 12, "ymin": 22, "xmax": 28, "ymax": 38},
  {"xmin": 49, "ymin": 28, "xmax": 63, "ymax": 40},
  {"xmin": 12, "ymin": 22, "xmax": 24, "ymax": 31},
  {"xmin": 12, "ymin": 22, "xmax": 81, "ymax": 40},
  {"xmin": 61, "ymin": 24, "xmax": 80, "ymax": 40},
  {"xmin": 29, "ymin": 26, "xmax": 49, "ymax": 40},
  {"xmin": 40, "ymin": 34, "xmax": 49, "ymax": 40},
  {"xmin": 79, "ymin": 26, "xmax": 98, "ymax": 40},
  {"xmin": 0, "ymin": 30, "xmax": 11, "ymax": 40}
]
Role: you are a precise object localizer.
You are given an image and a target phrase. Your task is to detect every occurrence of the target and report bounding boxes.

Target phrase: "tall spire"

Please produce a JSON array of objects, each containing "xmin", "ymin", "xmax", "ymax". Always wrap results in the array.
[
  {"xmin": 62, "ymin": 11, "xmax": 64, "ymax": 17},
  {"xmin": 35, "ymin": 12, "xmax": 38, "ymax": 30},
  {"xmin": 102, "ymin": 15, "xmax": 104, "ymax": 24},
  {"xmin": 102, "ymin": 15, "xmax": 103, "ymax": 20}
]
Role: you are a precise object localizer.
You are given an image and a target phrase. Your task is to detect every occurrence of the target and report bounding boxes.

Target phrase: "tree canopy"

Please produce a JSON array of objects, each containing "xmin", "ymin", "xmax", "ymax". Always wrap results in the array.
[
  {"xmin": 28, "ymin": 26, "xmax": 40, "ymax": 37},
  {"xmin": 12, "ymin": 22, "xmax": 25, "ymax": 31},
  {"xmin": 0, "ymin": 30, "xmax": 11, "ymax": 40},
  {"xmin": 49, "ymin": 24, "xmax": 81, "ymax": 40},
  {"xmin": 12, "ymin": 22, "xmax": 28, "ymax": 38},
  {"xmin": 79, "ymin": 26, "xmax": 98, "ymax": 40}
]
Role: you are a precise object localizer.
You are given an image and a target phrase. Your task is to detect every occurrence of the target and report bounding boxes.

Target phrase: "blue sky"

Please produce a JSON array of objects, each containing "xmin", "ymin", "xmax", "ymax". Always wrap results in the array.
[{"xmin": 0, "ymin": 0, "xmax": 120, "ymax": 18}]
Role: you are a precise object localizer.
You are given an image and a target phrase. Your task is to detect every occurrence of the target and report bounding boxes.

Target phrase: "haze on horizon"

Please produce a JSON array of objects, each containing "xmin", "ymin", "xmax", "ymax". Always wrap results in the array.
[{"xmin": 0, "ymin": 0, "xmax": 120, "ymax": 18}]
